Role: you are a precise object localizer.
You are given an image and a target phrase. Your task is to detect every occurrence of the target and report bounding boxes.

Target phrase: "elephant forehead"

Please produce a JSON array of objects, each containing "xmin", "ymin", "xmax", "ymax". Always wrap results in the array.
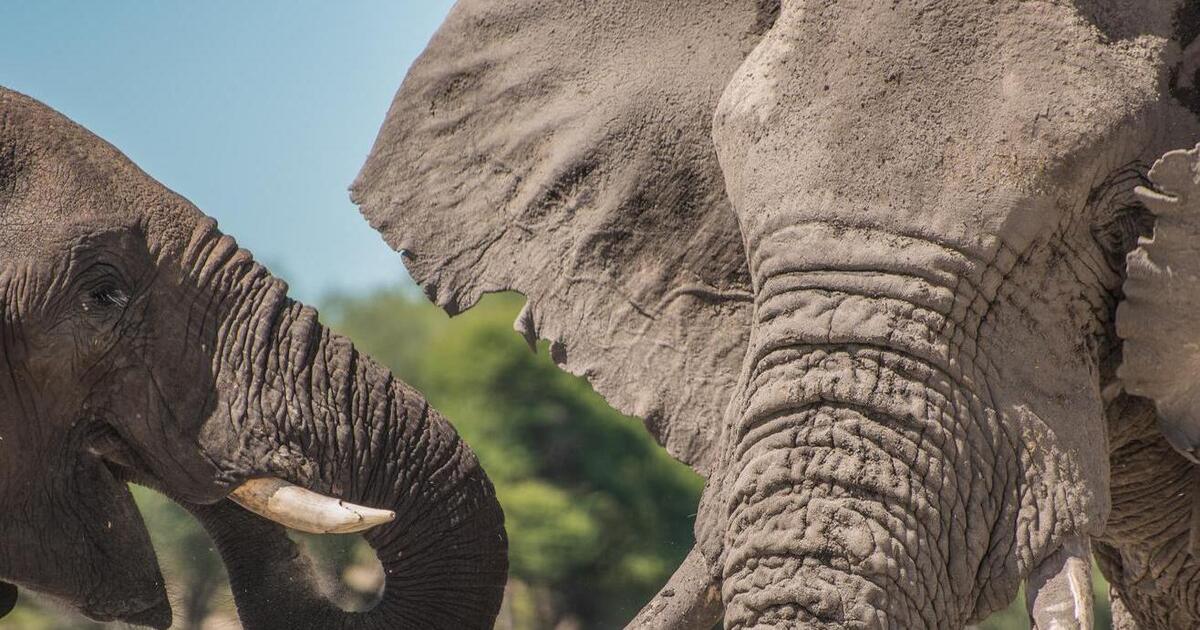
[
  {"xmin": 0, "ymin": 87, "xmax": 202, "ymax": 258},
  {"xmin": 715, "ymin": 0, "xmax": 1176, "ymax": 238}
]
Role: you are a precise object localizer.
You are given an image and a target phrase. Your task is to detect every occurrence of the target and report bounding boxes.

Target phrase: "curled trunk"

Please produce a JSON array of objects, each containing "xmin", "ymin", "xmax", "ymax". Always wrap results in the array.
[{"xmin": 190, "ymin": 285, "xmax": 507, "ymax": 629}]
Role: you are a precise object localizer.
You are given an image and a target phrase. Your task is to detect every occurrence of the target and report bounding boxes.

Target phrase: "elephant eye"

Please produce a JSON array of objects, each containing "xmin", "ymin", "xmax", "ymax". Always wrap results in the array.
[
  {"xmin": 77, "ymin": 262, "xmax": 131, "ymax": 313},
  {"xmin": 68, "ymin": 250, "xmax": 141, "ymax": 324},
  {"xmin": 80, "ymin": 270, "xmax": 131, "ymax": 314},
  {"xmin": 1088, "ymin": 163, "xmax": 1154, "ymax": 268},
  {"xmin": 89, "ymin": 286, "xmax": 129, "ymax": 309}
]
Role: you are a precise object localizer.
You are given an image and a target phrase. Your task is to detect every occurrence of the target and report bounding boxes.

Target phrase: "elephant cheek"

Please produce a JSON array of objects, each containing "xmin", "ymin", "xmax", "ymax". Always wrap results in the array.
[
  {"xmin": 100, "ymin": 363, "xmax": 230, "ymax": 505},
  {"xmin": 0, "ymin": 458, "xmax": 171, "ymax": 628}
]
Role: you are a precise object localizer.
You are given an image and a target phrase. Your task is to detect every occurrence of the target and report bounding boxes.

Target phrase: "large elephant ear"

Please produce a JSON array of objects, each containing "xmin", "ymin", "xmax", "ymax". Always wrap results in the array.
[
  {"xmin": 352, "ymin": 0, "xmax": 777, "ymax": 474},
  {"xmin": 1118, "ymin": 144, "xmax": 1200, "ymax": 462}
]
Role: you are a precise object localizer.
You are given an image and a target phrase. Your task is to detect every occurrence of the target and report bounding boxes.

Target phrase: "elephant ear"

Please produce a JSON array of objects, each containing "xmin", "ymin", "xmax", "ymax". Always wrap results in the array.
[
  {"xmin": 1118, "ymin": 143, "xmax": 1200, "ymax": 463},
  {"xmin": 352, "ymin": 0, "xmax": 776, "ymax": 474}
]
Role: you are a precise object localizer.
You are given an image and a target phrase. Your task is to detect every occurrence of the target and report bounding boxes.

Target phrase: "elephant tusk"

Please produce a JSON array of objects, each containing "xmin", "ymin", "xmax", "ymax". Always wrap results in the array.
[
  {"xmin": 1025, "ymin": 535, "xmax": 1093, "ymax": 630},
  {"xmin": 229, "ymin": 477, "xmax": 396, "ymax": 535}
]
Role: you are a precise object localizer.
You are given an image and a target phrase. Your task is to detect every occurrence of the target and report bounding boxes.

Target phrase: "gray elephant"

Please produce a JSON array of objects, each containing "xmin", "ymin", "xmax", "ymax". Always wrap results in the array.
[
  {"xmin": 348, "ymin": 0, "xmax": 1200, "ymax": 628},
  {"xmin": 0, "ymin": 87, "xmax": 507, "ymax": 629}
]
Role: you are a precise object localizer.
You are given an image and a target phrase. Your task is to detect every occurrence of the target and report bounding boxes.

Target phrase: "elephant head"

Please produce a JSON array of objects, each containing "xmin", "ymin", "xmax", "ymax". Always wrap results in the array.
[
  {"xmin": 0, "ymin": 87, "xmax": 506, "ymax": 629},
  {"xmin": 352, "ymin": 0, "xmax": 1200, "ymax": 627}
]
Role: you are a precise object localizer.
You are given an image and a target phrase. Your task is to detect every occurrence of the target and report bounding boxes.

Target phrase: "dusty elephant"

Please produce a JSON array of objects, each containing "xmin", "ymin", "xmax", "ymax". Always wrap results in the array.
[
  {"xmin": 0, "ymin": 87, "xmax": 507, "ymax": 629},
  {"xmin": 350, "ymin": 0, "xmax": 1200, "ymax": 628}
]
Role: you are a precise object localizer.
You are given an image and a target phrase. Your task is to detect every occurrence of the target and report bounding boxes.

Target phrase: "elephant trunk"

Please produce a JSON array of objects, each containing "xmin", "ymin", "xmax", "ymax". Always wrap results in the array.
[
  {"xmin": 713, "ymin": 243, "xmax": 1023, "ymax": 628},
  {"xmin": 183, "ymin": 230, "xmax": 507, "ymax": 629}
]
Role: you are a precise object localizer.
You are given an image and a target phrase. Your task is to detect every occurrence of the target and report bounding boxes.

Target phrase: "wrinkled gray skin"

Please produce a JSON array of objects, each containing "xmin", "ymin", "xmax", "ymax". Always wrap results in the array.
[
  {"xmin": 0, "ymin": 88, "xmax": 507, "ymax": 629},
  {"xmin": 350, "ymin": 0, "xmax": 1200, "ymax": 627}
]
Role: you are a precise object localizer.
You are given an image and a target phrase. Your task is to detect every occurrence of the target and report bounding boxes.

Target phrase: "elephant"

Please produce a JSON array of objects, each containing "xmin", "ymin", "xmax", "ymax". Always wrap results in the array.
[
  {"xmin": 345, "ymin": 0, "xmax": 1200, "ymax": 628},
  {"xmin": 0, "ymin": 86, "xmax": 508, "ymax": 629}
]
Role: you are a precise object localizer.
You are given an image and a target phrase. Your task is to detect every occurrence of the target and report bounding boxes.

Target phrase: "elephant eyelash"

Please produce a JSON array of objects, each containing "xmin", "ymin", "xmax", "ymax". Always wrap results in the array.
[
  {"xmin": 75, "ymin": 262, "xmax": 132, "ymax": 313},
  {"xmin": 87, "ymin": 286, "xmax": 129, "ymax": 310}
]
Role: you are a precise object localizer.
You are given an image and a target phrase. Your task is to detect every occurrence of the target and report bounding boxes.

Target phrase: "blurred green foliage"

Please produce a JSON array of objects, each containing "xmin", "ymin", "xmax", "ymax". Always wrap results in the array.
[
  {"xmin": 4, "ymin": 289, "xmax": 1113, "ymax": 629},
  {"xmin": 325, "ymin": 291, "xmax": 703, "ymax": 627}
]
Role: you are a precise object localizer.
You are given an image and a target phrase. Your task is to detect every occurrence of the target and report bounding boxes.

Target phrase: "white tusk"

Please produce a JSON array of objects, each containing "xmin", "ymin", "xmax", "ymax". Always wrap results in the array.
[
  {"xmin": 229, "ymin": 477, "xmax": 396, "ymax": 535},
  {"xmin": 1026, "ymin": 535, "xmax": 1094, "ymax": 630}
]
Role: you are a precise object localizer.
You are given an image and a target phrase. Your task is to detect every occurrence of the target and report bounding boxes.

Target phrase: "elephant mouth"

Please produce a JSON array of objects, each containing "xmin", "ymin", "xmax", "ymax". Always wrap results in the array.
[
  {"xmin": 82, "ymin": 418, "xmax": 231, "ymax": 505},
  {"xmin": 71, "ymin": 420, "xmax": 395, "ymax": 626},
  {"xmin": 84, "ymin": 423, "xmax": 144, "ymax": 480},
  {"xmin": 84, "ymin": 424, "xmax": 182, "ymax": 503}
]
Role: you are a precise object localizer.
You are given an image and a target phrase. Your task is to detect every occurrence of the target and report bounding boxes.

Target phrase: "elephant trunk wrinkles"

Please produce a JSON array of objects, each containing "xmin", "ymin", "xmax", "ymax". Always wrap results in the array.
[
  {"xmin": 717, "ymin": 266, "xmax": 1018, "ymax": 628},
  {"xmin": 188, "ymin": 240, "xmax": 507, "ymax": 629}
]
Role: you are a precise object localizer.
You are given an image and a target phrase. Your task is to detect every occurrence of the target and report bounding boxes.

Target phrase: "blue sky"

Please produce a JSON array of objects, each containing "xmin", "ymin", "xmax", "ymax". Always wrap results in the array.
[{"xmin": 0, "ymin": 2, "xmax": 456, "ymax": 304}]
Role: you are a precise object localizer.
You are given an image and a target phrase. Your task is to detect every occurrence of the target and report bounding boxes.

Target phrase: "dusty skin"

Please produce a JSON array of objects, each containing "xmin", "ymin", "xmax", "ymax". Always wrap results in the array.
[
  {"xmin": 7, "ymin": 1, "xmax": 1200, "ymax": 629},
  {"xmin": 353, "ymin": 0, "xmax": 1200, "ymax": 628}
]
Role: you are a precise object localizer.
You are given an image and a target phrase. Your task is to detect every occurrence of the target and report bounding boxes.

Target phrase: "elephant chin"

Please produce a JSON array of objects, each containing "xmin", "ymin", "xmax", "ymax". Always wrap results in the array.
[
  {"xmin": 87, "ymin": 596, "xmax": 173, "ymax": 630},
  {"xmin": 86, "ymin": 540, "xmax": 172, "ymax": 629},
  {"xmin": 74, "ymin": 462, "xmax": 174, "ymax": 629},
  {"xmin": 2, "ymin": 451, "xmax": 175, "ymax": 630}
]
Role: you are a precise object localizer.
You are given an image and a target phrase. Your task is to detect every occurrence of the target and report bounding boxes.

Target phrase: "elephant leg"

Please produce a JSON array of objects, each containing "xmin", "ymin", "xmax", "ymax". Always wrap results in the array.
[
  {"xmin": 1025, "ymin": 535, "xmax": 1094, "ymax": 630},
  {"xmin": 627, "ymin": 547, "xmax": 722, "ymax": 630}
]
